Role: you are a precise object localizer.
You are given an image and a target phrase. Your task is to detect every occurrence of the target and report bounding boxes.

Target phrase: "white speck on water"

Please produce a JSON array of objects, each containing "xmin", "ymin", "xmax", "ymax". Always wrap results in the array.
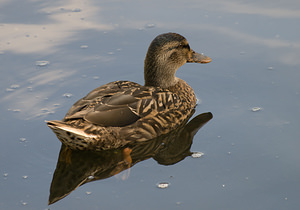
[
  {"xmin": 10, "ymin": 84, "xmax": 20, "ymax": 89},
  {"xmin": 22, "ymin": 175, "xmax": 28, "ymax": 179},
  {"xmin": 107, "ymin": 52, "xmax": 114, "ymax": 55},
  {"xmin": 3, "ymin": 173, "xmax": 8, "ymax": 177},
  {"xmin": 93, "ymin": 76, "xmax": 99, "ymax": 80},
  {"xmin": 267, "ymin": 66, "xmax": 274, "ymax": 70},
  {"xmin": 63, "ymin": 93, "xmax": 73, "ymax": 98},
  {"xmin": 191, "ymin": 152, "xmax": 204, "ymax": 158},
  {"xmin": 21, "ymin": 201, "xmax": 27, "ymax": 206},
  {"xmin": 284, "ymin": 197, "xmax": 288, "ymax": 200},
  {"xmin": 36, "ymin": 60, "xmax": 50, "ymax": 67},
  {"xmin": 6, "ymin": 88, "xmax": 14, "ymax": 92},
  {"xmin": 227, "ymin": 152, "xmax": 231, "ymax": 155},
  {"xmin": 157, "ymin": 182, "xmax": 170, "ymax": 189},
  {"xmin": 80, "ymin": 45, "xmax": 88, "ymax": 49},
  {"xmin": 251, "ymin": 107, "xmax": 262, "ymax": 112},
  {"xmin": 20, "ymin": 138, "xmax": 27, "ymax": 142},
  {"xmin": 145, "ymin": 23, "xmax": 155, "ymax": 28},
  {"xmin": 86, "ymin": 191, "xmax": 92, "ymax": 195},
  {"xmin": 12, "ymin": 109, "xmax": 21, "ymax": 113},
  {"xmin": 222, "ymin": 184, "xmax": 226, "ymax": 188}
]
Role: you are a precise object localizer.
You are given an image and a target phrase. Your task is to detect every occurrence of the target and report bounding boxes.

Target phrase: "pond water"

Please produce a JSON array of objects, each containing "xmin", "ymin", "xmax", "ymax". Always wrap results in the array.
[{"xmin": 1, "ymin": 0, "xmax": 300, "ymax": 209}]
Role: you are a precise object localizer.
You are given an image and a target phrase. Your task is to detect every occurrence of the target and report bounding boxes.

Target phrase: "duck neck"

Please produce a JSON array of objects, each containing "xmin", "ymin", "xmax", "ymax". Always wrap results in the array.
[{"xmin": 144, "ymin": 62, "xmax": 179, "ymax": 88}]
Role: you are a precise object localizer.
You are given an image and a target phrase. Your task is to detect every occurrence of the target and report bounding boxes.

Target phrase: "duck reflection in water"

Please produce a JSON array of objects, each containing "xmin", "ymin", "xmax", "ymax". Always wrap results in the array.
[{"xmin": 49, "ymin": 111, "xmax": 212, "ymax": 204}]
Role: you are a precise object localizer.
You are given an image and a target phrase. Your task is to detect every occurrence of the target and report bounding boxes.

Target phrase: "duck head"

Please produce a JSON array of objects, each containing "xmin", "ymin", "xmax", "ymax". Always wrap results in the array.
[{"xmin": 144, "ymin": 33, "xmax": 211, "ymax": 88}]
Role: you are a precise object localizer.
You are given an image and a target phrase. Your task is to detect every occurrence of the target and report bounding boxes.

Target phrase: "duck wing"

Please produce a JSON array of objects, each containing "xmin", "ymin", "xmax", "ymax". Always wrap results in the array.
[{"xmin": 64, "ymin": 81, "xmax": 180, "ymax": 127}]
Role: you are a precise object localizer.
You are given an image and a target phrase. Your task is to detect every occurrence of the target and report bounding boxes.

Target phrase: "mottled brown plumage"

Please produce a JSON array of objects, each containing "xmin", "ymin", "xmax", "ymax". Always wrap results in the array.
[{"xmin": 47, "ymin": 33, "xmax": 211, "ymax": 150}]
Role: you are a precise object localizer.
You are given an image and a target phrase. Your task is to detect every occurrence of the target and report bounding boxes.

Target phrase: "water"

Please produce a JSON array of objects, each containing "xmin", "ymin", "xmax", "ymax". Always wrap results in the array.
[{"xmin": 1, "ymin": 0, "xmax": 300, "ymax": 209}]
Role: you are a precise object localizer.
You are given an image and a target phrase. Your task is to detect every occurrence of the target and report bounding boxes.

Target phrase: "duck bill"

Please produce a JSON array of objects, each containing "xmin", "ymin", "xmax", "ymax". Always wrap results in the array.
[{"xmin": 187, "ymin": 51, "xmax": 211, "ymax": 64}]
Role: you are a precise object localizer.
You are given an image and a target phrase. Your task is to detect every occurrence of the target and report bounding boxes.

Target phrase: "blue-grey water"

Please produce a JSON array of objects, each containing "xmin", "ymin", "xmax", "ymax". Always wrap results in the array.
[{"xmin": 1, "ymin": 0, "xmax": 300, "ymax": 209}]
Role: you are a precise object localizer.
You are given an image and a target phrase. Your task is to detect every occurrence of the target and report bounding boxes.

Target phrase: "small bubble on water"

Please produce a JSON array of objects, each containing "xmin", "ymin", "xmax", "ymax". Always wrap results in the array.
[
  {"xmin": 145, "ymin": 23, "xmax": 155, "ymax": 28},
  {"xmin": 222, "ymin": 184, "xmax": 226, "ymax": 188},
  {"xmin": 63, "ymin": 93, "xmax": 73, "ymax": 98},
  {"xmin": 157, "ymin": 182, "xmax": 170, "ymax": 189},
  {"xmin": 10, "ymin": 84, "xmax": 20, "ymax": 89},
  {"xmin": 20, "ymin": 138, "xmax": 27, "ymax": 142},
  {"xmin": 6, "ymin": 88, "xmax": 14, "ymax": 92},
  {"xmin": 191, "ymin": 152, "xmax": 204, "ymax": 158},
  {"xmin": 36, "ymin": 60, "xmax": 50, "ymax": 67},
  {"xmin": 80, "ymin": 45, "xmax": 88, "ymax": 49},
  {"xmin": 251, "ymin": 107, "xmax": 262, "ymax": 112}
]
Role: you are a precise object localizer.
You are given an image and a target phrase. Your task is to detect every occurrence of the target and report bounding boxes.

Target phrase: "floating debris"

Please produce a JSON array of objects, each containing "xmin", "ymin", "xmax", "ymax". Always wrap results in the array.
[
  {"xmin": 10, "ymin": 84, "xmax": 20, "ymax": 89},
  {"xmin": 22, "ymin": 175, "xmax": 28, "ymax": 179},
  {"xmin": 80, "ymin": 45, "xmax": 88, "ymax": 49},
  {"xmin": 12, "ymin": 109, "xmax": 21, "ymax": 113},
  {"xmin": 157, "ymin": 182, "xmax": 170, "ymax": 189},
  {"xmin": 191, "ymin": 152, "xmax": 204, "ymax": 158},
  {"xmin": 146, "ymin": 23, "xmax": 155, "ymax": 28},
  {"xmin": 36, "ymin": 60, "xmax": 50, "ymax": 67},
  {"xmin": 251, "ymin": 107, "xmax": 262, "ymax": 112},
  {"xmin": 3, "ymin": 173, "xmax": 8, "ymax": 177},
  {"xmin": 6, "ymin": 88, "xmax": 14, "ymax": 92},
  {"xmin": 86, "ymin": 191, "xmax": 92, "ymax": 195},
  {"xmin": 20, "ymin": 138, "xmax": 27, "ymax": 142},
  {"xmin": 63, "ymin": 93, "xmax": 73, "ymax": 98},
  {"xmin": 21, "ymin": 201, "xmax": 27, "ymax": 206}
]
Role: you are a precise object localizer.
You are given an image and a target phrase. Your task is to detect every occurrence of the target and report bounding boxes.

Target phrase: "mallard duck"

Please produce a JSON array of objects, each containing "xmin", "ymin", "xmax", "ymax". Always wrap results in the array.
[{"xmin": 47, "ymin": 32, "xmax": 211, "ymax": 151}]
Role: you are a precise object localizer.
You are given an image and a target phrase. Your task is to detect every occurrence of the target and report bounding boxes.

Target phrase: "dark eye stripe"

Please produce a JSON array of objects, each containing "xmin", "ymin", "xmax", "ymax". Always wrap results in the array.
[{"xmin": 168, "ymin": 44, "xmax": 190, "ymax": 51}]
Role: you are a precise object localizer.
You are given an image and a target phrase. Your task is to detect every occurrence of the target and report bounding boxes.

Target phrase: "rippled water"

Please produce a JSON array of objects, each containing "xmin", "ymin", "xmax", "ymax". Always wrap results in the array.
[{"xmin": 1, "ymin": 0, "xmax": 300, "ymax": 209}]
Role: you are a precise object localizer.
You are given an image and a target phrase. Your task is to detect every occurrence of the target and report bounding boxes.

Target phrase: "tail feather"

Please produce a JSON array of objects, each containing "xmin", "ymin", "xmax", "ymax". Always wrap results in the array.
[
  {"xmin": 46, "ymin": 120, "xmax": 97, "ymax": 150},
  {"xmin": 46, "ymin": 120, "xmax": 97, "ymax": 138}
]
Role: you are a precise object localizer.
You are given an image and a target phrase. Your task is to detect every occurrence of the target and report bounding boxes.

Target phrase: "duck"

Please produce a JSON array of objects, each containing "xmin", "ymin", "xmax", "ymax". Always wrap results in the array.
[{"xmin": 47, "ymin": 32, "xmax": 211, "ymax": 151}]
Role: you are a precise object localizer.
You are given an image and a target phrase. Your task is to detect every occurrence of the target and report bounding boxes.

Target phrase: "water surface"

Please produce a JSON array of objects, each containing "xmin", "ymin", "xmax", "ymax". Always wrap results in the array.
[{"xmin": 1, "ymin": 0, "xmax": 300, "ymax": 209}]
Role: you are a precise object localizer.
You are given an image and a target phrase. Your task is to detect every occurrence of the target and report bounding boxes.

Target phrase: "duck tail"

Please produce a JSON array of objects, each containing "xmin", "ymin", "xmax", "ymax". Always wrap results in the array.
[{"xmin": 46, "ymin": 120, "xmax": 97, "ymax": 150}]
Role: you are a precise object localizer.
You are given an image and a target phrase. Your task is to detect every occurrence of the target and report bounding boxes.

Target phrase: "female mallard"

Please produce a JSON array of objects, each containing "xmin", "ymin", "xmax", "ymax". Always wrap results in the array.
[{"xmin": 47, "ymin": 32, "xmax": 211, "ymax": 151}]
